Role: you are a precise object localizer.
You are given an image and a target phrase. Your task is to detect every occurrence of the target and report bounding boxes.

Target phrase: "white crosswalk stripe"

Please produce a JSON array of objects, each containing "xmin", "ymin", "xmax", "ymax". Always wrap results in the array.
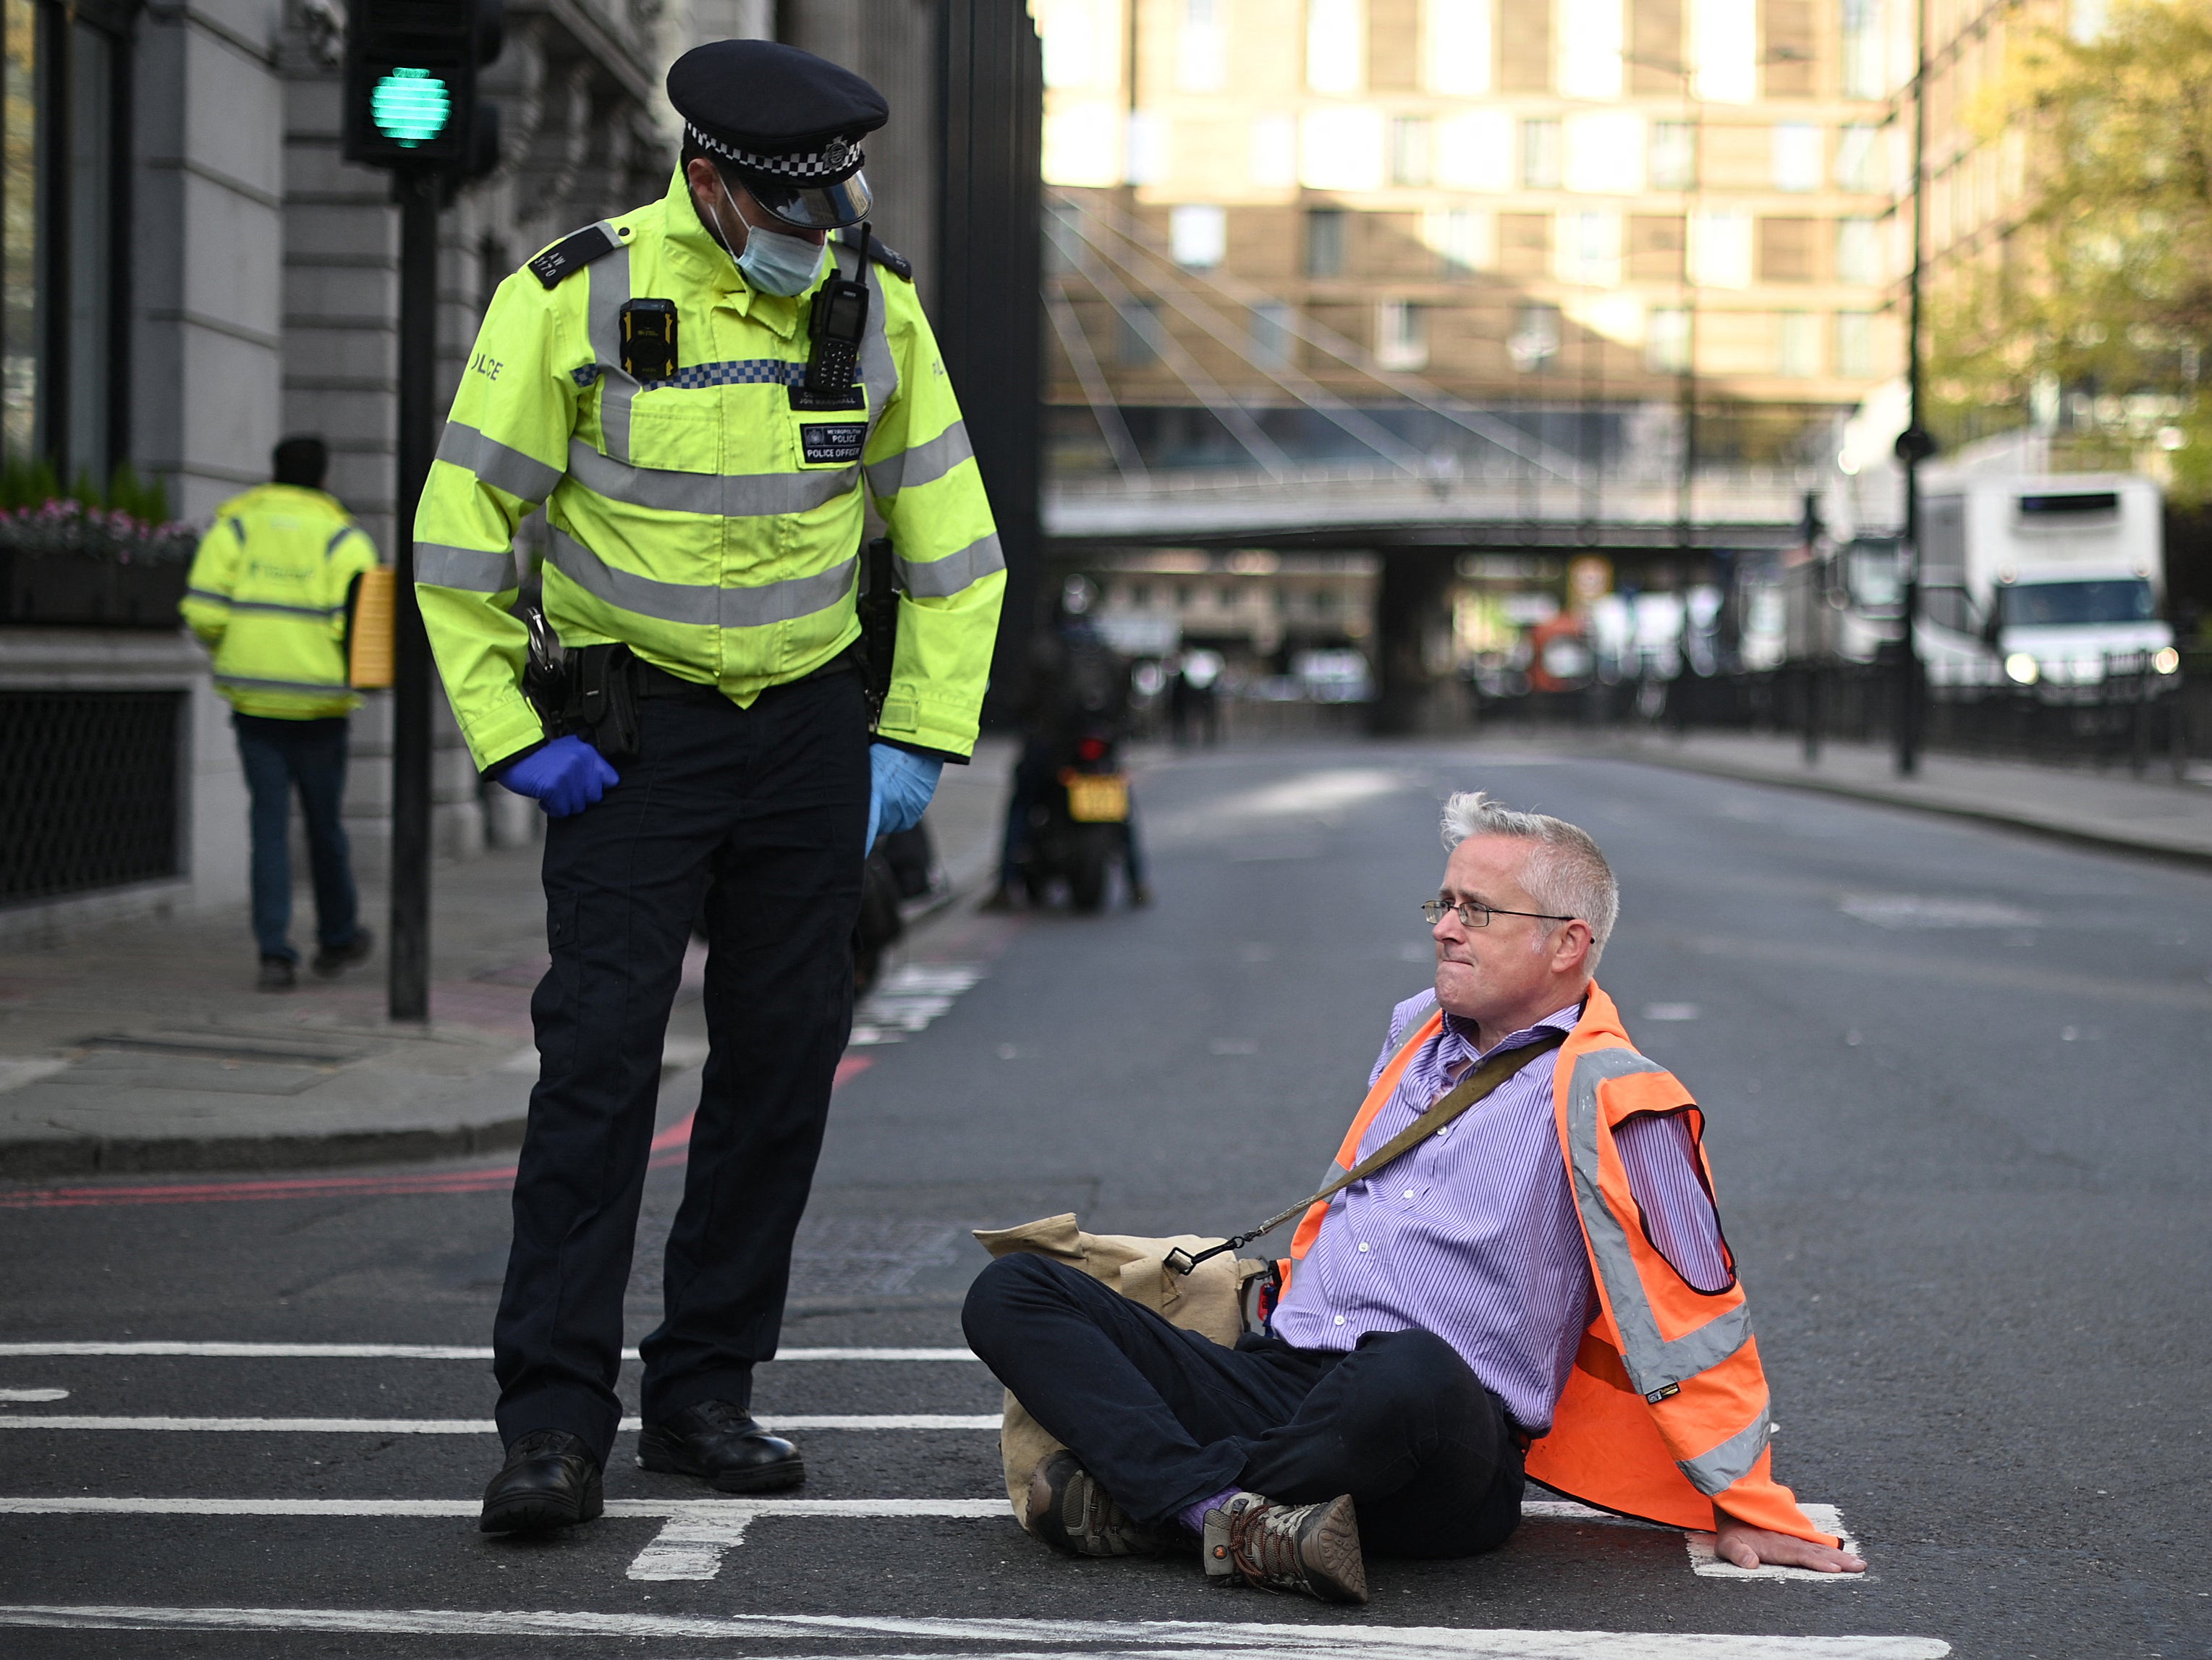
[{"xmin": 0, "ymin": 1606, "xmax": 1952, "ymax": 1656}]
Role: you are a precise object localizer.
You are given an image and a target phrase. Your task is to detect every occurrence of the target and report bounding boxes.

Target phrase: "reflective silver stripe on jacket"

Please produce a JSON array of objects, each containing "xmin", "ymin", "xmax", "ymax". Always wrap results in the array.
[
  {"xmin": 438, "ymin": 420, "xmax": 565, "ymax": 505},
  {"xmin": 1676, "ymin": 1397, "xmax": 1773, "ymax": 1496},
  {"xmin": 585, "ymin": 223, "xmax": 639, "ymax": 464},
  {"xmin": 547, "ymin": 529, "xmax": 856, "ymax": 630},
  {"xmin": 1565, "ymin": 1046, "xmax": 1753, "ymax": 1397},
  {"xmin": 416, "ymin": 543, "xmax": 517, "ymax": 593},
  {"xmin": 895, "ymin": 533, "xmax": 1004, "ymax": 599},
  {"xmin": 866, "ymin": 420, "xmax": 972, "ymax": 497},
  {"xmin": 839, "ymin": 243, "xmax": 899, "ymax": 433},
  {"xmin": 198, "ymin": 595, "xmax": 343, "ymax": 619},
  {"xmin": 213, "ymin": 674, "xmax": 349, "ymax": 697},
  {"xmin": 566, "ymin": 439, "xmax": 857, "ymax": 517}
]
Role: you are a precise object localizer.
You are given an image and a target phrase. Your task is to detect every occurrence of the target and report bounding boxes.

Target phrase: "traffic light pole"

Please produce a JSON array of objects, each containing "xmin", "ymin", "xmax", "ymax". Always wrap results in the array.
[{"xmin": 388, "ymin": 167, "xmax": 439, "ymax": 1022}]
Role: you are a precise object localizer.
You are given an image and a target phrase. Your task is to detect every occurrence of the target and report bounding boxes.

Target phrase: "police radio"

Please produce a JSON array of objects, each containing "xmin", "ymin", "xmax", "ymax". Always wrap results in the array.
[{"xmin": 793, "ymin": 223, "xmax": 870, "ymax": 411}]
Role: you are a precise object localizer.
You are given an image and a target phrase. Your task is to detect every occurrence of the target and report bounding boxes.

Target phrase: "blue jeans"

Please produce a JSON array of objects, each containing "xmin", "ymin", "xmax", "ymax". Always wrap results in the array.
[{"xmin": 232, "ymin": 713, "xmax": 360, "ymax": 964}]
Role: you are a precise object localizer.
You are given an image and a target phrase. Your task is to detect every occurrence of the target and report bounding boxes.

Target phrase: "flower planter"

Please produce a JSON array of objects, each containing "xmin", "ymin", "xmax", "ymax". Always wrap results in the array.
[{"xmin": 0, "ymin": 551, "xmax": 187, "ymax": 629}]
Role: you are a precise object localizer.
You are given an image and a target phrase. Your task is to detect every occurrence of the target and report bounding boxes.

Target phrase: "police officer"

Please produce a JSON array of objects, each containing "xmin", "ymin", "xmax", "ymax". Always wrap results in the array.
[
  {"xmin": 412, "ymin": 41, "xmax": 1004, "ymax": 1533},
  {"xmin": 182, "ymin": 436, "xmax": 381, "ymax": 991}
]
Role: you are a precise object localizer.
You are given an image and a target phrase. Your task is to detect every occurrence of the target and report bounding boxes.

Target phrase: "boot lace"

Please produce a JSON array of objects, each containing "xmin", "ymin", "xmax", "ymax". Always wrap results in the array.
[{"xmin": 1225, "ymin": 1499, "xmax": 1308, "ymax": 1588}]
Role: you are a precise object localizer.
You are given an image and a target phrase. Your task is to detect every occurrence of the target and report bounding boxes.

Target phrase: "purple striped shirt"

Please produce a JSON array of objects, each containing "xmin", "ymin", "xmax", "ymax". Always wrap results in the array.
[{"xmin": 1269, "ymin": 990, "xmax": 1726, "ymax": 1434}]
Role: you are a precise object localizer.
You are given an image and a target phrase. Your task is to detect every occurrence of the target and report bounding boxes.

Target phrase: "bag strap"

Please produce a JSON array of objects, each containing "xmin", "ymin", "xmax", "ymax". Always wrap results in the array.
[{"xmin": 1166, "ymin": 1028, "xmax": 1569, "ymax": 1277}]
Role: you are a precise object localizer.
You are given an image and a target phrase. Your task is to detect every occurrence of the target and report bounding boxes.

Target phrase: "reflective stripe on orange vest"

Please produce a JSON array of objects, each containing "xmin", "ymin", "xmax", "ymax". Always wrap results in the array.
[{"xmin": 1278, "ymin": 982, "xmax": 1835, "ymax": 1547}]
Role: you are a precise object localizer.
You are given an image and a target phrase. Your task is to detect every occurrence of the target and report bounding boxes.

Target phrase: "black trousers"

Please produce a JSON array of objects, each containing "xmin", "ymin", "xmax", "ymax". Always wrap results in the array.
[
  {"xmin": 493, "ymin": 669, "xmax": 870, "ymax": 1460},
  {"xmin": 962, "ymin": 1254, "xmax": 1525, "ymax": 1559}
]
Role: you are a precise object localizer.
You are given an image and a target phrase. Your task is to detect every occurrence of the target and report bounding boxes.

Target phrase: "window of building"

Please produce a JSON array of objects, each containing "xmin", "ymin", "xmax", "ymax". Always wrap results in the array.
[
  {"xmin": 1648, "ymin": 120, "xmax": 1696, "ymax": 191},
  {"xmin": 1250, "ymin": 114, "xmax": 1299, "ymax": 188},
  {"xmin": 1308, "ymin": 0, "xmax": 1366, "ymax": 92},
  {"xmin": 1834, "ymin": 216, "xmax": 1881, "ymax": 284},
  {"xmin": 1436, "ymin": 111, "xmax": 1514, "ymax": 190},
  {"xmin": 1564, "ymin": 110, "xmax": 1645, "ymax": 192},
  {"xmin": 1427, "ymin": 0, "xmax": 1493, "ymax": 94},
  {"xmin": 1377, "ymin": 300, "xmax": 1428, "ymax": 370},
  {"xmin": 1771, "ymin": 124, "xmax": 1821, "ymax": 191},
  {"xmin": 1521, "ymin": 117, "xmax": 1563, "ymax": 189},
  {"xmin": 1117, "ymin": 300, "xmax": 1164, "ymax": 368},
  {"xmin": 1508, "ymin": 302, "xmax": 1561, "ymax": 373},
  {"xmin": 4, "ymin": 1, "xmax": 130, "ymax": 485},
  {"xmin": 1834, "ymin": 310, "xmax": 1876, "ymax": 376},
  {"xmin": 1178, "ymin": 0, "xmax": 1229, "ymax": 90},
  {"xmin": 1425, "ymin": 206, "xmax": 1488, "ymax": 275},
  {"xmin": 1558, "ymin": 0, "xmax": 1624, "ymax": 96},
  {"xmin": 1559, "ymin": 211, "xmax": 1622, "ymax": 285},
  {"xmin": 1834, "ymin": 123, "xmax": 1880, "ymax": 191},
  {"xmin": 1841, "ymin": 0, "xmax": 1883, "ymax": 97},
  {"xmin": 1041, "ymin": 0, "xmax": 1118, "ymax": 89},
  {"xmin": 1390, "ymin": 116, "xmax": 1433, "ymax": 186},
  {"xmin": 1757, "ymin": 216, "xmax": 1818, "ymax": 281},
  {"xmin": 1306, "ymin": 208, "xmax": 1348, "ymax": 277},
  {"xmin": 1690, "ymin": 0, "xmax": 1756, "ymax": 101},
  {"xmin": 1689, "ymin": 209, "xmax": 1753, "ymax": 287},
  {"xmin": 1646, "ymin": 307, "xmax": 1691, "ymax": 373},
  {"xmin": 1171, "ymin": 204, "xmax": 1228, "ymax": 268},
  {"xmin": 1776, "ymin": 310, "xmax": 1820, "ymax": 376},
  {"xmin": 1125, "ymin": 111, "xmax": 1169, "ymax": 184},
  {"xmin": 1250, "ymin": 301, "xmax": 1294, "ymax": 368}
]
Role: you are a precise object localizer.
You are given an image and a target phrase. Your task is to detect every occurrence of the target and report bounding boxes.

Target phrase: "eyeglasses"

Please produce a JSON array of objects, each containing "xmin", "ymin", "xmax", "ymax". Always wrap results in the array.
[{"xmin": 1421, "ymin": 898, "xmax": 1576, "ymax": 930}]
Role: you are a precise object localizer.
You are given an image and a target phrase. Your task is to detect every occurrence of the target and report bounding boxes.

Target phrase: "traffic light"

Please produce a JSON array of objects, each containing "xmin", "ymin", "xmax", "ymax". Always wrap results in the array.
[{"xmin": 343, "ymin": 0, "xmax": 504, "ymax": 170}]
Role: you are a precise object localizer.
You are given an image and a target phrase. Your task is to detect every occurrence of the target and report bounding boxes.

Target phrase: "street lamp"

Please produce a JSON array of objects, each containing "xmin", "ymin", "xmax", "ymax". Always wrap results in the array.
[{"xmin": 1894, "ymin": 0, "xmax": 1933, "ymax": 778}]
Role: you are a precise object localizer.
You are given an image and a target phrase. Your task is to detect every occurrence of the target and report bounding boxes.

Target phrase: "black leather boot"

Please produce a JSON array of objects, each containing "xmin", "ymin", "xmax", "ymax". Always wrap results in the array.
[
  {"xmin": 636, "ymin": 1400, "xmax": 804, "ymax": 1492},
  {"xmin": 480, "ymin": 1429, "xmax": 604, "ymax": 1533}
]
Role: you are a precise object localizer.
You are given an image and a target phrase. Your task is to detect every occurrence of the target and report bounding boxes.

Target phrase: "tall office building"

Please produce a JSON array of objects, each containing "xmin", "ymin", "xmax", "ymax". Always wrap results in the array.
[{"xmin": 1038, "ymin": 0, "xmax": 1912, "ymax": 478}]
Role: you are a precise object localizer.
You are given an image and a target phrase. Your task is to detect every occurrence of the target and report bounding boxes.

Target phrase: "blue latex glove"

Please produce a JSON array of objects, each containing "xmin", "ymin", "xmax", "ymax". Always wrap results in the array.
[
  {"xmin": 498, "ymin": 734, "xmax": 619, "ymax": 818},
  {"xmin": 866, "ymin": 743, "xmax": 943, "ymax": 852}
]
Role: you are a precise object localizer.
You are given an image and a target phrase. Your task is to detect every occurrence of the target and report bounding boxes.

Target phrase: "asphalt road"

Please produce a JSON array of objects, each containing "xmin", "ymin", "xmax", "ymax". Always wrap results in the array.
[{"xmin": 1, "ymin": 740, "xmax": 2205, "ymax": 1659}]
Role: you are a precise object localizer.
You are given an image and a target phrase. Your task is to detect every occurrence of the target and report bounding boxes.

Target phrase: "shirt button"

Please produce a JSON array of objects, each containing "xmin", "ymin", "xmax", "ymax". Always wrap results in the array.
[
  {"xmin": 1436, "ymin": 1127, "xmax": 1450, "ymax": 1138},
  {"xmin": 1357, "ymin": 1242, "xmax": 1370, "ymax": 1253},
  {"xmin": 1334, "ymin": 1316, "xmax": 1345, "ymax": 1326},
  {"xmin": 1403, "ymin": 1188, "xmax": 1416, "ymax": 1199}
]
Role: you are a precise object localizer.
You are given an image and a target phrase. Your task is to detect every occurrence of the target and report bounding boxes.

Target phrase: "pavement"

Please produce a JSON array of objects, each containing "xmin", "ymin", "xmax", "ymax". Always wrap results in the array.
[
  {"xmin": 2, "ymin": 740, "xmax": 2206, "ymax": 1655},
  {"xmin": 0, "ymin": 739, "xmax": 1014, "ymax": 1180},
  {"xmin": 1597, "ymin": 727, "xmax": 2212, "ymax": 865}
]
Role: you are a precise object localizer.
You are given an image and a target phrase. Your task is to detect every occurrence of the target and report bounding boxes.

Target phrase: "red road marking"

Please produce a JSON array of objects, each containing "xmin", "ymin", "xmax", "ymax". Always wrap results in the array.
[{"xmin": 0, "ymin": 1054, "xmax": 876, "ymax": 1210}]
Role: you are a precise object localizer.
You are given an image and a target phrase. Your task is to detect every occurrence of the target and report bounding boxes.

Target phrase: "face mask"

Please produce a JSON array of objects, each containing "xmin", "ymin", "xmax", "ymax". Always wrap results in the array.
[{"xmin": 711, "ymin": 188, "xmax": 825, "ymax": 297}]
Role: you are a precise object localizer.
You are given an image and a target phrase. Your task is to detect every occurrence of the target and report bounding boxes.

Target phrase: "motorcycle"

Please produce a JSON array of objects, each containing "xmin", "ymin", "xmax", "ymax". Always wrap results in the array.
[{"xmin": 1013, "ymin": 729, "xmax": 1132, "ymax": 914}]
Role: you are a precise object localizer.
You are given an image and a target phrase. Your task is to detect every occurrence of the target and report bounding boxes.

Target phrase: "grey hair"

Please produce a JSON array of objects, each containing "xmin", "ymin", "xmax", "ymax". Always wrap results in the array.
[{"xmin": 1439, "ymin": 792, "xmax": 1619, "ymax": 965}]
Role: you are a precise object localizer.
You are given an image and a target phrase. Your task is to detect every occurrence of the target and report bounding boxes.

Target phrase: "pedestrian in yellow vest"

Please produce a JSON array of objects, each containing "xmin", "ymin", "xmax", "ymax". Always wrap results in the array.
[
  {"xmin": 180, "ymin": 436, "xmax": 380, "ymax": 992},
  {"xmin": 412, "ymin": 41, "xmax": 1004, "ymax": 1534}
]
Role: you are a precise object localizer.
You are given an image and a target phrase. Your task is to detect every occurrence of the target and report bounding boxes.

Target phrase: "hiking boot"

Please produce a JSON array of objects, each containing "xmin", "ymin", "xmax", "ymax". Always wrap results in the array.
[
  {"xmin": 1024, "ymin": 1451, "xmax": 1174, "ymax": 1558},
  {"xmin": 256, "ymin": 956, "xmax": 296, "ymax": 993},
  {"xmin": 1200, "ymin": 1491, "xmax": 1366, "ymax": 1604},
  {"xmin": 311, "ymin": 926, "xmax": 374, "ymax": 979}
]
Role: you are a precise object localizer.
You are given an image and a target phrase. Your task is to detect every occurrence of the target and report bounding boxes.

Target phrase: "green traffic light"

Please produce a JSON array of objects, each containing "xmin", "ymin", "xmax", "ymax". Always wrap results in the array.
[{"xmin": 370, "ymin": 66, "xmax": 452, "ymax": 148}]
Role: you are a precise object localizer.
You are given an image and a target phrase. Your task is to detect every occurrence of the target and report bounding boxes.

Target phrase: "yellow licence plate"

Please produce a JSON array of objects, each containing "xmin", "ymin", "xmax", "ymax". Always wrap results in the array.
[{"xmin": 1066, "ymin": 774, "xmax": 1130, "ymax": 823}]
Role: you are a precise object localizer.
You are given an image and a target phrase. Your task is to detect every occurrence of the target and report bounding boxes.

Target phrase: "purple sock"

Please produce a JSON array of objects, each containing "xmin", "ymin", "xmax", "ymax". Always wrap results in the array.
[{"xmin": 1177, "ymin": 1486, "xmax": 1240, "ymax": 1535}]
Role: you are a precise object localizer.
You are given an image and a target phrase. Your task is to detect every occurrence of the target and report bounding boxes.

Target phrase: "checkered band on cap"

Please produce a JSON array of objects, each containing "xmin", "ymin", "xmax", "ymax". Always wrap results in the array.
[{"xmin": 686, "ymin": 122, "xmax": 864, "ymax": 182}]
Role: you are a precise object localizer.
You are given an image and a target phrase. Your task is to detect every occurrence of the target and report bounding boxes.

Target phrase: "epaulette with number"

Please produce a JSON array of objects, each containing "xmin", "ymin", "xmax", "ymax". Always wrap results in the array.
[
  {"xmin": 528, "ymin": 223, "xmax": 627, "ymax": 289},
  {"xmin": 835, "ymin": 230, "xmax": 912, "ymax": 283}
]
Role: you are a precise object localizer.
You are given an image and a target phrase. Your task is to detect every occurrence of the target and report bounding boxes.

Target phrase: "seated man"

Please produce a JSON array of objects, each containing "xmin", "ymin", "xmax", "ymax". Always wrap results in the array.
[{"xmin": 962, "ymin": 792, "xmax": 1865, "ymax": 1604}]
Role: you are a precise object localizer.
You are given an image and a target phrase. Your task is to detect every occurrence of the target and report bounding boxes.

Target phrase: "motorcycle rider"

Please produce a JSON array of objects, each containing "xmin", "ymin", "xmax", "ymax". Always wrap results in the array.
[{"xmin": 981, "ymin": 577, "xmax": 1149, "ymax": 910}]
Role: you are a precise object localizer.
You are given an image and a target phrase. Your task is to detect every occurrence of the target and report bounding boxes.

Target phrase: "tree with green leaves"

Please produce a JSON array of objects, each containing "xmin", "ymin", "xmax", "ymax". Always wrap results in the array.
[{"xmin": 1933, "ymin": 0, "xmax": 2212, "ymax": 501}]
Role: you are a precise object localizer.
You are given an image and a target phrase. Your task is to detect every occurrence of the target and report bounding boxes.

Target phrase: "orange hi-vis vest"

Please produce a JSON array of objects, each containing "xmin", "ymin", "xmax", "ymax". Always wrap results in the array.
[{"xmin": 1280, "ymin": 981, "xmax": 1836, "ymax": 1546}]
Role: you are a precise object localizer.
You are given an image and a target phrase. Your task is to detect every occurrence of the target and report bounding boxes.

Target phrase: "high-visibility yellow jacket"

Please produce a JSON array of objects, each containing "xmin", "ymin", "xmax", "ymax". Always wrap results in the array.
[
  {"xmin": 412, "ymin": 169, "xmax": 1006, "ymax": 774},
  {"xmin": 179, "ymin": 484, "xmax": 381, "ymax": 720}
]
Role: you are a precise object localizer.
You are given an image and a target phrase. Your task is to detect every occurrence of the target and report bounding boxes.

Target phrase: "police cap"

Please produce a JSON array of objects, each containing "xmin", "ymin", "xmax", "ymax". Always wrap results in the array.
[{"xmin": 669, "ymin": 41, "xmax": 888, "ymax": 230}]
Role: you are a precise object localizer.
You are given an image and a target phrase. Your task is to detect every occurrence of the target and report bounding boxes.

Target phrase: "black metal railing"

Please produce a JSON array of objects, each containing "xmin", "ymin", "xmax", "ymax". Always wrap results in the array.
[
  {"xmin": 0, "ymin": 690, "xmax": 185, "ymax": 904},
  {"xmin": 1476, "ymin": 652, "xmax": 2197, "ymax": 776}
]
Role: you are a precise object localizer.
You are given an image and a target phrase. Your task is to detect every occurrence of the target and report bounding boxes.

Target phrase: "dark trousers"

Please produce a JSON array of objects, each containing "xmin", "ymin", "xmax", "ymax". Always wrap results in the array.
[
  {"xmin": 492, "ymin": 670, "xmax": 870, "ymax": 1461},
  {"xmin": 232, "ymin": 713, "xmax": 360, "ymax": 965},
  {"xmin": 962, "ymin": 1254, "xmax": 1525, "ymax": 1558}
]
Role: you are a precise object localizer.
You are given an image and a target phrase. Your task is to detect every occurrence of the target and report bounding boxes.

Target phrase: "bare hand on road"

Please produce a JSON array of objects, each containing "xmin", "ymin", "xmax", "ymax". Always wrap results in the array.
[{"xmin": 1713, "ymin": 1516, "xmax": 1868, "ymax": 1573}]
